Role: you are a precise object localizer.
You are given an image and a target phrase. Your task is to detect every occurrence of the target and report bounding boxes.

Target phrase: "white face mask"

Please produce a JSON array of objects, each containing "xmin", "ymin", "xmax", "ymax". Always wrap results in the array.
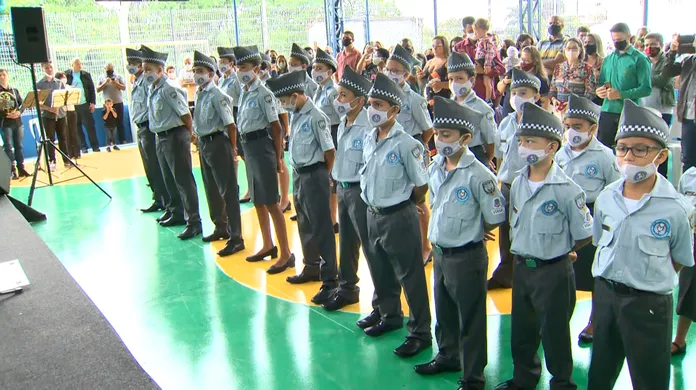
[
  {"xmin": 451, "ymin": 80, "xmax": 472, "ymax": 97},
  {"xmin": 372, "ymin": 57, "xmax": 383, "ymax": 66},
  {"xmin": 312, "ymin": 70, "xmax": 329, "ymax": 83},
  {"xmin": 288, "ymin": 65, "xmax": 304, "ymax": 73},
  {"xmin": 281, "ymin": 95, "xmax": 297, "ymax": 112},
  {"xmin": 219, "ymin": 64, "xmax": 231, "ymax": 73},
  {"xmin": 194, "ymin": 73, "xmax": 210, "ymax": 86},
  {"xmin": 511, "ymin": 95, "xmax": 535, "ymax": 112},
  {"xmin": 518, "ymin": 145, "xmax": 548, "ymax": 165},
  {"xmin": 617, "ymin": 156, "xmax": 658, "ymax": 183},
  {"xmin": 368, "ymin": 106, "xmax": 391, "ymax": 127},
  {"xmin": 127, "ymin": 65, "xmax": 139, "ymax": 75},
  {"xmin": 385, "ymin": 70, "xmax": 404, "ymax": 85},
  {"xmin": 236, "ymin": 70, "xmax": 255, "ymax": 84},
  {"xmin": 567, "ymin": 128, "xmax": 591, "ymax": 147},
  {"xmin": 435, "ymin": 136, "xmax": 465, "ymax": 157},
  {"xmin": 333, "ymin": 97, "xmax": 357, "ymax": 116},
  {"xmin": 143, "ymin": 71, "xmax": 158, "ymax": 85}
]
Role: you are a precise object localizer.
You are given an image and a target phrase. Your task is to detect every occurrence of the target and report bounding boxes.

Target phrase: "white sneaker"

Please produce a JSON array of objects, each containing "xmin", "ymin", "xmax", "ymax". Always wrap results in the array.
[{"xmin": 49, "ymin": 162, "xmax": 56, "ymax": 172}]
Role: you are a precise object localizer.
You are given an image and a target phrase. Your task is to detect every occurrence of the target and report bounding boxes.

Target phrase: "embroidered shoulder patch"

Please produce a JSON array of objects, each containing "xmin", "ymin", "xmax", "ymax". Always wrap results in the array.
[{"xmin": 482, "ymin": 179, "xmax": 496, "ymax": 195}]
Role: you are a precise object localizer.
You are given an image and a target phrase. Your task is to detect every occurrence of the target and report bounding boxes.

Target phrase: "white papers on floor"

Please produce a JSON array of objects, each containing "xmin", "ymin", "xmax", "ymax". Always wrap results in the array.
[{"xmin": 0, "ymin": 260, "xmax": 30, "ymax": 293}]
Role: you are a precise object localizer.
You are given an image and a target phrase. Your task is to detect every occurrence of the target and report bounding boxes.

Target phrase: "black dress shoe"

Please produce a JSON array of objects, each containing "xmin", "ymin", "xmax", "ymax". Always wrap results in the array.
[
  {"xmin": 267, "ymin": 254, "xmax": 296, "ymax": 275},
  {"xmin": 159, "ymin": 216, "xmax": 186, "ymax": 227},
  {"xmin": 364, "ymin": 320, "xmax": 403, "ymax": 337},
  {"xmin": 414, "ymin": 359, "xmax": 460, "ymax": 375},
  {"xmin": 289, "ymin": 214, "xmax": 298, "ymax": 221},
  {"xmin": 357, "ymin": 310, "xmax": 381, "ymax": 329},
  {"xmin": 202, "ymin": 231, "xmax": 230, "ymax": 243},
  {"xmin": 494, "ymin": 380, "xmax": 519, "ymax": 390},
  {"xmin": 217, "ymin": 241, "xmax": 245, "ymax": 257},
  {"xmin": 393, "ymin": 338, "xmax": 431, "ymax": 358},
  {"xmin": 156, "ymin": 210, "xmax": 172, "ymax": 222},
  {"xmin": 17, "ymin": 167, "xmax": 32, "ymax": 177},
  {"xmin": 245, "ymin": 246, "xmax": 278, "ymax": 262},
  {"xmin": 311, "ymin": 285, "xmax": 337, "ymax": 305},
  {"xmin": 177, "ymin": 225, "xmax": 202, "ymax": 240},
  {"xmin": 323, "ymin": 294, "xmax": 359, "ymax": 311},
  {"xmin": 140, "ymin": 202, "xmax": 164, "ymax": 213},
  {"xmin": 240, "ymin": 196, "xmax": 251, "ymax": 203},
  {"xmin": 286, "ymin": 267, "xmax": 321, "ymax": 284}
]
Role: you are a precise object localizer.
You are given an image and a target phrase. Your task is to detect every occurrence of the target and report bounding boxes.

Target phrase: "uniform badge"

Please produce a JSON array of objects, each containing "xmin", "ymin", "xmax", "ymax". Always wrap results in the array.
[
  {"xmin": 403, "ymin": 103, "xmax": 410, "ymax": 113},
  {"xmin": 220, "ymin": 99, "xmax": 229, "ymax": 107},
  {"xmin": 264, "ymin": 95, "xmax": 272, "ymax": 104},
  {"xmin": 351, "ymin": 138, "xmax": 363, "ymax": 150},
  {"xmin": 385, "ymin": 151, "xmax": 399, "ymax": 165},
  {"xmin": 492, "ymin": 197, "xmax": 504, "ymax": 215},
  {"xmin": 454, "ymin": 186, "xmax": 470, "ymax": 203},
  {"xmin": 247, "ymin": 100, "xmax": 258, "ymax": 109},
  {"xmin": 170, "ymin": 91, "xmax": 178, "ymax": 99},
  {"xmin": 583, "ymin": 210, "xmax": 592, "ymax": 229},
  {"xmin": 318, "ymin": 119, "xmax": 327, "ymax": 129},
  {"xmin": 411, "ymin": 147, "xmax": 421, "ymax": 160},
  {"xmin": 301, "ymin": 122, "xmax": 311, "ymax": 134},
  {"xmin": 540, "ymin": 200, "xmax": 558, "ymax": 216},
  {"xmin": 485, "ymin": 112, "xmax": 494, "ymax": 121},
  {"xmin": 322, "ymin": 98, "xmax": 329, "ymax": 105},
  {"xmin": 574, "ymin": 194, "xmax": 586, "ymax": 210},
  {"xmin": 420, "ymin": 101, "xmax": 427, "ymax": 110},
  {"xmin": 650, "ymin": 219, "xmax": 670, "ymax": 239},
  {"xmin": 584, "ymin": 164, "xmax": 599, "ymax": 178},
  {"xmin": 482, "ymin": 179, "xmax": 496, "ymax": 196}
]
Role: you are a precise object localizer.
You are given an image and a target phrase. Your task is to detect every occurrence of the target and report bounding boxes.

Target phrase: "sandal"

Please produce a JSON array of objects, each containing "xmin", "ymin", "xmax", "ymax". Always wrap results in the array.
[{"xmin": 671, "ymin": 342, "xmax": 687, "ymax": 356}]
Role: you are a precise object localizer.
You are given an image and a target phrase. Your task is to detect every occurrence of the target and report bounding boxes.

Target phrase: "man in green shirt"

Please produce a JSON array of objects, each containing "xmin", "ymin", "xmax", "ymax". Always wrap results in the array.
[{"xmin": 596, "ymin": 23, "xmax": 652, "ymax": 148}]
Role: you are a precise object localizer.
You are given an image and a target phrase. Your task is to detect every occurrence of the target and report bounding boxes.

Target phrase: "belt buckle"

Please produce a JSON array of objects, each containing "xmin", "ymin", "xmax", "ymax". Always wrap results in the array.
[
  {"xmin": 340, "ymin": 182, "xmax": 349, "ymax": 189},
  {"xmin": 369, "ymin": 206, "xmax": 380, "ymax": 214},
  {"xmin": 434, "ymin": 245, "xmax": 443, "ymax": 255},
  {"xmin": 525, "ymin": 258, "xmax": 537, "ymax": 268}
]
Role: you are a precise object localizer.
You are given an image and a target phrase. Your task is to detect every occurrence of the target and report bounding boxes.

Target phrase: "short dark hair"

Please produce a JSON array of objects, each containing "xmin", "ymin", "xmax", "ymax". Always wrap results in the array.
[
  {"xmin": 610, "ymin": 23, "xmax": 631, "ymax": 35},
  {"xmin": 375, "ymin": 48, "xmax": 390, "ymax": 59},
  {"xmin": 344, "ymin": 30, "xmax": 354, "ymax": 39},
  {"xmin": 577, "ymin": 26, "xmax": 590, "ymax": 34},
  {"xmin": 645, "ymin": 32, "xmax": 664, "ymax": 46},
  {"xmin": 461, "ymin": 16, "xmax": 476, "ymax": 27},
  {"xmin": 474, "ymin": 18, "xmax": 490, "ymax": 31},
  {"xmin": 165, "ymin": 65, "xmax": 175, "ymax": 72}
]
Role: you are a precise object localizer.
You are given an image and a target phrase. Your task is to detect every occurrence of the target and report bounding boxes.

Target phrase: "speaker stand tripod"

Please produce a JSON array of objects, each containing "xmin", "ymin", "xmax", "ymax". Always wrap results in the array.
[{"xmin": 26, "ymin": 63, "xmax": 111, "ymax": 206}]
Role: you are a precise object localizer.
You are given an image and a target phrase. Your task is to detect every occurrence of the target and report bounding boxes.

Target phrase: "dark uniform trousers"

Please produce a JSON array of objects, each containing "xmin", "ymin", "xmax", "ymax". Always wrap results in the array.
[
  {"xmin": 597, "ymin": 111, "xmax": 621, "ymax": 149},
  {"xmin": 155, "ymin": 126, "xmax": 201, "ymax": 226},
  {"xmin": 434, "ymin": 242, "xmax": 488, "ymax": 389},
  {"xmin": 364, "ymin": 202, "xmax": 432, "ymax": 341},
  {"xmin": 198, "ymin": 132, "xmax": 243, "ymax": 241},
  {"xmin": 493, "ymin": 183, "xmax": 514, "ymax": 282},
  {"xmin": 137, "ymin": 122, "xmax": 169, "ymax": 207},
  {"xmin": 43, "ymin": 117, "xmax": 69, "ymax": 164},
  {"xmin": 336, "ymin": 183, "xmax": 370, "ymax": 300},
  {"xmin": 588, "ymin": 278, "xmax": 672, "ymax": 390},
  {"xmin": 511, "ymin": 255, "xmax": 576, "ymax": 390},
  {"xmin": 75, "ymin": 103, "xmax": 100, "ymax": 151},
  {"xmin": 294, "ymin": 163, "xmax": 338, "ymax": 287}
]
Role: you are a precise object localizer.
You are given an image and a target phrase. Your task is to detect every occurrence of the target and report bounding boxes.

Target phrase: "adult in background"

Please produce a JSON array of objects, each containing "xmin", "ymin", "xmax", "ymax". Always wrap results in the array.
[
  {"xmin": 663, "ymin": 34, "xmax": 696, "ymax": 171},
  {"xmin": 497, "ymin": 46, "xmax": 550, "ymax": 118},
  {"xmin": 97, "ymin": 62, "xmax": 126, "ymax": 145},
  {"xmin": 537, "ymin": 15, "xmax": 567, "ymax": 78},
  {"xmin": 55, "ymin": 72, "xmax": 81, "ymax": 160},
  {"xmin": 37, "ymin": 62, "xmax": 69, "ymax": 171},
  {"xmin": 65, "ymin": 58, "xmax": 100, "ymax": 153},
  {"xmin": 595, "ymin": 23, "xmax": 652, "ymax": 149},
  {"xmin": 336, "ymin": 30, "xmax": 361, "ymax": 81},
  {"xmin": 576, "ymin": 26, "xmax": 590, "ymax": 41},
  {"xmin": 453, "ymin": 16, "xmax": 477, "ymax": 56},
  {"xmin": 0, "ymin": 68, "xmax": 29, "ymax": 179},
  {"xmin": 550, "ymin": 37, "xmax": 597, "ymax": 111}
]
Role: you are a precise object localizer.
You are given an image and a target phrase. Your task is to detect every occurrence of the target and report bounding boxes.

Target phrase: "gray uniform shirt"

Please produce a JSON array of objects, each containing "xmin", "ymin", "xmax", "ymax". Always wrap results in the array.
[
  {"xmin": 509, "ymin": 163, "xmax": 593, "ymax": 260},
  {"xmin": 218, "ymin": 72, "xmax": 242, "ymax": 107},
  {"xmin": 592, "ymin": 175, "xmax": 694, "ymax": 294},
  {"xmin": 147, "ymin": 77, "xmax": 190, "ymax": 133},
  {"xmin": 36, "ymin": 77, "xmax": 66, "ymax": 120},
  {"xmin": 555, "ymin": 136, "xmax": 621, "ymax": 203},
  {"xmin": 428, "ymin": 150, "xmax": 506, "ymax": 248},
  {"xmin": 237, "ymin": 78, "xmax": 279, "ymax": 134},
  {"xmin": 360, "ymin": 122, "xmax": 428, "ymax": 208},
  {"xmin": 454, "ymin": 90, "xmax": 497, "ymax": 148},
  {"xmin": 97, "ymin": 74, "xmax": 125, "ymax": 104},
  {"xmin": 496, "ymin": 113, "xmax": 524, "ymax": 184},
  {"xmin": 193, "ymin": 81, "xmax": 235, "ymax": 137},
  {"xmin": 397, "ymin": 82, "xmax": 433, "ymax": 137},
  {"xmin": 332, "ymin": 108, "xmax": 370, "ymax": 183},
  {"xmin": 313, "ymin": 78, "xmax": 340, "ymax": 126},
  {"xmin": 130, "ymin": 73, "xmax": 149, "ymax": 125},
  {"xmin": 305, "ymin": 77, "xmax": 319, "ymax": 101},
  {"xmin": 289, "ymin": 98, "xmax": 335, "ymax": 169}
]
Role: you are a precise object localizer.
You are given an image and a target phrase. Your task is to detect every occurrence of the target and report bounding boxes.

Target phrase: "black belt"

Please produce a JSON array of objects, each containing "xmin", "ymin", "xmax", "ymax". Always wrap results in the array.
[
  {"xmin": 338, "ymin": 181, "xmax": 360, "ymax": 188},
  {"xmin": 434, "ymin": 240, "xmax": 483, "ymax": 255},
  {"xmin": 600, "ymin": 277, "xmax": 659, "ymax": 296},
  {"xmin": 367, "ymin": 200, "xmax": 412, "ymax": 215},
  {"xmin": 295, "ymin": 162, "xmax": 325, "ymax": 174},
  {"xmin": 156, "ymin": 125, "xmax": 186, "ymax": 136},
  {"xmin": 240, "ymin": 129, "xmax": 268, "ymax": 142},
  {"xmin": 515, "ymin": 254, "xmax": 567, "ymax": 268},
  {"xmin": 136, "ymin": 120, "xmax": 149, "ymax": 128},
  {"xmin": 199, "ymin": 131, "xmax": 225, "ymax": 141}
]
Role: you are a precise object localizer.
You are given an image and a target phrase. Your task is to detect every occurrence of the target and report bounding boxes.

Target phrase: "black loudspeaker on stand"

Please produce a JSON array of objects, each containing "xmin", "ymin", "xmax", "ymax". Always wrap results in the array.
[{"xmin": 10, "ymin": 7, "xmax": 111, "ymax": 206}]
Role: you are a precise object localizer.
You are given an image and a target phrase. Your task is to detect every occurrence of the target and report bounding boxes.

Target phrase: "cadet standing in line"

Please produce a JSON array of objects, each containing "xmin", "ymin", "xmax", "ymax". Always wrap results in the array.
[
  {"xmin": 267, "ymin": 71, "xmax": 337, "ymax": 303},
  {"xmin": 357, "ymin": 73, "xmax": 432, "ymax": 358},
  {"xmin": 312, "ymin": 48, "xmax": 341, "ymax": 232},
  {"xmin": 555, "ymin": 93, "xmax": 620, "ymax": 343},
  {"xmin": 446, "ymin": 51, "xmax": 497, "ymax": 169},
  {"xmin": 489, "ymin": 68, "xmax": 542, "ymax": 290},
  {"xmin": 141, "ymin": 46, "xmax": 202, "ymax": 239},
  {"xmin": 191, "ymin": 51, "xmax": 245, "ymax": 256},
  {"xmin": 414, "ymin": 97, "xmax": 505, "ymax": 390},
  {"xmin": 496, "ymin": 102, "xmax": 593, "ymax": 390},
  {"xmin": 588, "ymin": 100, "xmax": 694, "ymax": 390},
  {"xmin": 385, "ymin": 44, "xmax": 435, "ymax": 265},
  {"xmin": 127, "ymin": 47, "xmax": 168, "ymax": 215},
  {"xmin": 232, "ymin": 45, "xmax": 294, "ymax": 271},
  {"xmin": 322, "ymin": 66, "xmax": 374, "ymax": 311},
  {"xmin": 288, "ymin": 43, "xmax": 319, "ymax": 100}
]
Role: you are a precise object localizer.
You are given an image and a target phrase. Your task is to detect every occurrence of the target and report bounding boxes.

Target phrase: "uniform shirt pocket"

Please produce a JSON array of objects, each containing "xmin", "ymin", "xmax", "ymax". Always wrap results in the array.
[
  {"xmin": 575, "ymin": 174, "xmax": 604, "ymax": 194},
  {"xmin": 153, "ymin": 97, "xmax": 165, "ymax": 119},
  {"xmin": 637, "ymin": 236, "xmax": 672, "ymax": 283},
  {"xmin": 443, "ymin": 202, "xmax": 477, "ymax": 236}
]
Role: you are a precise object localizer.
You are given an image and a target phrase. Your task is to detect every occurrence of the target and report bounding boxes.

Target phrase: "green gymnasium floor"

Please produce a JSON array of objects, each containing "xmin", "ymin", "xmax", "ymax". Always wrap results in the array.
[{"xmin": 7, "ymin": 154, "xmax": 696, "ymax": 390}]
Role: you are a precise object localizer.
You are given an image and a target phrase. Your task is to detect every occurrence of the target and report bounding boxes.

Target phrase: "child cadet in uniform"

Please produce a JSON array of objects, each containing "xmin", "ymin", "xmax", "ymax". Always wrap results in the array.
[
  {"xmin": 446, "ymin": 51, "xmax": 497, "ymax": 169},
  {"xmin": 191, "ymin": 51, "xmax": 245, "ymax": 257},
  {"xmin": 588, "ymin": 99, "xmax": 695, "ymax": 390},
  {"xmin": 489, "ymin": 68, "xmax": 542, "ymax": 290},
  {"xmin": 266, "ymin": 71, "xmax": 337, "ymax": 304},
  {"xmin": 322, "ymin": 66, "xmax": 374, "ymax": 311},
  {"xmin": 127, "ymin": 47, "xmax": 168, "ymax": 215},
  {"xmin": 357, "ymin": 72, "xmax": 432, "ymax": 358},
  {"xmin": 386, "ymin": 44, "xmax": 435, "ymax": 265},
  {"xmin": 555, "ymin": 93, "xmax": 621, "ymax": 343},
  {"xmin": 232, "ymin": 45, "xmax": 294, "ymax": 271},
  {"xmin": 312, "ymin": 48, "xmax": 341, "ymax": 231},
  {"xmin": 141, "ymin": 46, "xmax": 202, "ymax": 240},
  {"xmin": 414, "ymin": 96, "xmax": 505, "ymax": 390},
  {"xmin": 288, "ymin": 43, "xmax": 318, "ymax": 100},
  {"xmin": 496, "ymin": 102, "xmax": 593, "ymax": 390}
]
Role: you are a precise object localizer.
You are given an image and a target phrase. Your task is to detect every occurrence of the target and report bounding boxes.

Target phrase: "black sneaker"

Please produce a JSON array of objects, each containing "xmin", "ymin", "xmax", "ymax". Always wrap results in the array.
[{"xmin": 113, "ymin": 145, "xmax": 120, "ymax": 151}]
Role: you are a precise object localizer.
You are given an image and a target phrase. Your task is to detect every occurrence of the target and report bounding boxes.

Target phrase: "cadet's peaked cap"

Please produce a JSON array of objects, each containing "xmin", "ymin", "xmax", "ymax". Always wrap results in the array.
[
  {"xmin": 290, "ymin": 43, "xmax": 310, "ymax": 66},
  {"xmin": 338, "ymin": 66, "xmax": 372, "ymax": 98},
  {"xmin": 314, "ymin": 47, "xmax": 337, "ymax": 71},
  {"xmin": 217, "ymin": 47, "xmax": 235, "ymax": 60},
  {"xmin": 232, "ymin": 45, "xmax": 261, "ymax": 65},
  {"xmin": 447, "ymin": 51, "xmax": 475, "ymax": 74},
  {"xmin": 126, "ymin": 48, "xmax": 142, "ymax": 62},
  {"xmin": 565, "ymin": 93, "xmax": 601, "ymax": 125},
  {"xmin": 141, "ymin": 45, "xmax": 168, "ymax": 67},
  {"xmin": 266, "ymin": 70, "xmax": 306, "ymax": 98},
  {"xmin": 368, "ymin": 72, "xmax": 405, "ymax": 107},
  {"xmin": 511, "ymin": 68, "xmax": 541, "ymax": 92},
  {"xmin": 389, "ymin": 44, "xmax": 418, "ymax": 71},
  {"xmin": 433, "ymin": 96, "xmax": 481, "ymax": 134},
  {"xmin": 517, "ymin": 102, "xmax": 564, "ymax": 142},
  {"xmin": 193, "ymin": 50, "xmax": 216, "ymax": 72},
  {"xmin": 616, "ymin": 99, "xmax": 669, "ymax": 148}
]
